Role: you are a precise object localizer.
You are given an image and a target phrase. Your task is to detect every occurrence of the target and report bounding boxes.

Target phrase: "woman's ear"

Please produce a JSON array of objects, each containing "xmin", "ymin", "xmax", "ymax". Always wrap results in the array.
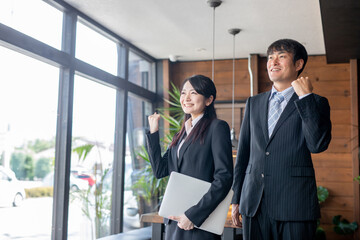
[{"xmin": 205, "ymin": 95, "xmax": 214, "ymax": 106}]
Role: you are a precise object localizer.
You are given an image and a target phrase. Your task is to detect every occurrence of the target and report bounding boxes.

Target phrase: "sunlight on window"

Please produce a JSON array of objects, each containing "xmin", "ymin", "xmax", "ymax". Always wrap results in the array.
[
  {"xmin": 69, "ymin": 75, "xmax": 116, "ymax": 239},
  {"xmin": 0, "ymin": 0, "xmax": 63, "ymax": 49},
  {"xmin": 123, "ymin": 93, "xmax": 152, "ymax": 232},
  {"xmin": 0, "ymin": 45, "xmax": 58, "ymax": 240},
  {"xmin": 76, "ymin": 21, "xmax": 118, "ymax": 76}
]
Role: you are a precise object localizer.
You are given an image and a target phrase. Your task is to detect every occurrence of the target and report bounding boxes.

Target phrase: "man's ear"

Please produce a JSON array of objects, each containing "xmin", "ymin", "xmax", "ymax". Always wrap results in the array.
[
  {"xmin": 206, "ymin": 95, "xmax": 214, "ymax": 106},
  {"xmin": 295, "ymin": 59, "xmax": 304, "ymax": 72}
]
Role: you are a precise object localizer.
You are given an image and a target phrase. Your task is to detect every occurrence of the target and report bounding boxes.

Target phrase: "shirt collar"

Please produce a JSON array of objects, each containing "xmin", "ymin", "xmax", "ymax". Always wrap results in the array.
[
  {"xmin": 270, "ymin": 85, "xmax": 295, "ymax": 103},
  {"xmin": 185, "ymin": 114, "xmax": 204, "ymax": 135}
]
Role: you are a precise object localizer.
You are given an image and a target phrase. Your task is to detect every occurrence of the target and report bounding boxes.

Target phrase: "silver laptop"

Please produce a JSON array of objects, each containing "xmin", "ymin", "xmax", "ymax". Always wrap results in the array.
[{"xmin": 158, "ymin": 171, "xmax": 233, "ymax": 235}]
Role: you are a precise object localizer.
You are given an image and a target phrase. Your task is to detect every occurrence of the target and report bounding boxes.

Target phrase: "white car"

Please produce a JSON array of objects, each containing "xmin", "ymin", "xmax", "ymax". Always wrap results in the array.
[
  {"xmin": 42, "ymin": 172, "xmax": 89, "ymax": 191},
  {"xmin": 0, "ymin": 166, "xmax": 26, "ymax": 207}
]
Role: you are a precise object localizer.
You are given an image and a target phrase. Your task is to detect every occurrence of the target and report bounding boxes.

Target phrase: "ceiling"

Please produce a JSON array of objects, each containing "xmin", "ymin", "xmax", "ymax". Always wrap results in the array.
[
  {"xmin": 63, "ymin": 0, "xmax": 326, "ymax": 61},
  {"xmin": 319, "ymin": 0, "xmax": 360, "ymax": 63}
]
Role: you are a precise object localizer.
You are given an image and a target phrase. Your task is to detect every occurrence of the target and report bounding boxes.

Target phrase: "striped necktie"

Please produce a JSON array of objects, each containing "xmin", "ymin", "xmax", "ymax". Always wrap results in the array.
[{"xmin": 268, "ymin": 92, "xmax": 285, "ymax": 137}]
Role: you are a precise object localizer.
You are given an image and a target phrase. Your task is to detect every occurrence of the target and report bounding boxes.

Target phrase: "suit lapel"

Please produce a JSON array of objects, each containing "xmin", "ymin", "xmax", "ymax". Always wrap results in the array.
[
  {"xmin": 171, "ymin": 144, "xmax": 179, "ymax": 172},
  {"xmin": 268, "ymin": 92, "xmax": 298, "ymax": 142},
  {"xmin": 171, "ymin": 131, "xmax": 187, "ymax": 172},
  {"xmin": 261, "ymin": 91, "xmax": 272, "ymax": 143},
  {"xmin": 178, "ymin": 137, "xmax": 191, "ymax": 169}
]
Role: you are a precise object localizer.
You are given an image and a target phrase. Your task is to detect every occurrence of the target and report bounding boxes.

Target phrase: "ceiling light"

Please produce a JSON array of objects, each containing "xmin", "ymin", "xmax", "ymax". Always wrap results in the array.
[
  {"xmin": 169, "ymin": 55, "xmax": 178, "ymax": 62},
  {"xmin": 207, "ymin": 0, "xmax": 222, "ymax": 81},
  {"xmin": 228, "ymin": 28, "xmax": 241, "ymax": 149}
]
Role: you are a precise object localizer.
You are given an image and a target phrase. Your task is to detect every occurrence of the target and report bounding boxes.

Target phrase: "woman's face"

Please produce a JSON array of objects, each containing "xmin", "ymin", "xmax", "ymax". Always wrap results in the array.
[{"xmin": 180, "ymin": 81, "xmax": 213, "ymax": 120}]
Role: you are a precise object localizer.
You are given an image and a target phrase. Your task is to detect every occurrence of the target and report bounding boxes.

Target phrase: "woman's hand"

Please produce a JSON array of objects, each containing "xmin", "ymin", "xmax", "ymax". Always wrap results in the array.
[
  {"xmin": 148, "ymin": 112, "xmax": 161, "ymax": 133},
  {"xmin": 169, "ymin": 214, "xmax": 194, "ymax": 230}
]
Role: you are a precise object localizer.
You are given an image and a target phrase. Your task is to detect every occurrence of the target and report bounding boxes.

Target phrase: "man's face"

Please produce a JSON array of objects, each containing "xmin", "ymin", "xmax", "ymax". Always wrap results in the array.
[{"xmin": 267, "ymin": 50, "xmax": 301, "ymax": 84}]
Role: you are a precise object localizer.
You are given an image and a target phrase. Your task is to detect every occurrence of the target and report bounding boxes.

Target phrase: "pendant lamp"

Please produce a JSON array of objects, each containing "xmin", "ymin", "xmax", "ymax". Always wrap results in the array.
[
  {"xmin": 228, "ymin": 28, "xmax": 241, "ymax": 149},
  {"xmin": 207, "ymin": 0, "xmax": 222, "ymax": 81}
]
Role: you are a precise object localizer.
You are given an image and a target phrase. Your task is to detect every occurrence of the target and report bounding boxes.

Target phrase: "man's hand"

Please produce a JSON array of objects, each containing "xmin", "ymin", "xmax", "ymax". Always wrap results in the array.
[
  {"xmin": 148, "ymin": 112, "xmax": 161, "ymax": 134},
  {"xmin": 231, "ymin": 204, "xmax": 242, "ymax": 227},
  {"xmin": 291, "ymin": 76, "xmax": 313, "ymax": 97},
  {"xmin": 169, "ymin": 214, "xmax": 194, "ymax": 230}
]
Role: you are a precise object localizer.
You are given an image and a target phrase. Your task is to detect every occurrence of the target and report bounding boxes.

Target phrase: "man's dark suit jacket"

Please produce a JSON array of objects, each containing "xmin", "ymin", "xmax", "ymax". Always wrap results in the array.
[
  {"xmin": 231, "ymin": 91, "xmax": 331, "ymax": 221},
  {"xmin": 146, "ymin": 119, "xmax": 233, "ymax": 227}
]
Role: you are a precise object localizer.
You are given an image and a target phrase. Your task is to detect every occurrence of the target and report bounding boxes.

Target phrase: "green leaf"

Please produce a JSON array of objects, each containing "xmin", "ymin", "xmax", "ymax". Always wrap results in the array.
[
  {"xmin": 332, "ymin": 215, "xmax": 358, "ymax": 235},
  {"xmin": 72, "ymin": 144, "xmax": 94, "ymax": 162},
  {"xmin": 317, "ymin": 186, "xmax": 329, "ymax": 204},
  {"xmin": 354, "ymin": 175, "xmax": 360, "ymax": 183},
  {"xmin": 315, "ymin": 226, "xmax": 326, "ymax": 240},
  {"xmin": 332, "ymin": 215, "xmax": 341, "ymax": 225}
]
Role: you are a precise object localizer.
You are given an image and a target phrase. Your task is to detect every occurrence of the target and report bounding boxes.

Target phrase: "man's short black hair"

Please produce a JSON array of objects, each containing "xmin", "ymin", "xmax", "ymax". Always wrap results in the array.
[{"xmin": 267, "ymin": 39, "xmax": 308, "ymax": 76}]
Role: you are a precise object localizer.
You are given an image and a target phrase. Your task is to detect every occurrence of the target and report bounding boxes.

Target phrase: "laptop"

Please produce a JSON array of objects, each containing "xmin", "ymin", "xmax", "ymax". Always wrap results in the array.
[{"xmin": 158, "ymin": 171, "xmax": 233, "ymax": 235}]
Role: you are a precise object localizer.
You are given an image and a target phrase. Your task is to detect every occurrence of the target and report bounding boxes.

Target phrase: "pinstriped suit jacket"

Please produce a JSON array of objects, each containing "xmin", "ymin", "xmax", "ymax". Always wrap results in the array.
[{"xmin": 231, "ymin": 91, "xmax": 331, "ymax": 221}]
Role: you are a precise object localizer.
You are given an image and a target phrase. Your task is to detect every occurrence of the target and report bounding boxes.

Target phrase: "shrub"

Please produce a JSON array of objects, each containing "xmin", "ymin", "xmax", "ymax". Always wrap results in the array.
[{"xmin": 25, "ymin": 187, "xmax": 53, "ymax": 198}]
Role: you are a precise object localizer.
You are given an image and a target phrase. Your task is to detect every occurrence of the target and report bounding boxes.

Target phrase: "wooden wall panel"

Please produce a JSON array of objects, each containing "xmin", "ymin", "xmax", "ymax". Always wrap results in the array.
[
  {"xmin": 170, "ymin": 59, "xmax": 251, "ymax": 101},
  {"xmin": 312, "ymin": 153, "xmax": 352, "ymax": 168},
  {"xmin": 350, "ymin": 59, "xmax": 360, "ymax": 239},
  {"xmin": 169, "ymin": 55, "xmax": 356, "ymax": 238},
  {"xmin": 321, "ymin": 224, "xmax": 350, "ymax": 240},
  {"xmin": 317, "ymin": 182, "xmax": 354, "ymax": 197},
  {"xmin": 316, "ymin": 167, "xmax": 353, "ymax": 182}
]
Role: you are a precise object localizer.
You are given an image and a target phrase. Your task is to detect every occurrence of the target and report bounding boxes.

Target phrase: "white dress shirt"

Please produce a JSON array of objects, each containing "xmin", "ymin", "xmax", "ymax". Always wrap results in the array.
[{"xmin": 177, "ymin": 114, "xmax": 204, "ymax": 158}]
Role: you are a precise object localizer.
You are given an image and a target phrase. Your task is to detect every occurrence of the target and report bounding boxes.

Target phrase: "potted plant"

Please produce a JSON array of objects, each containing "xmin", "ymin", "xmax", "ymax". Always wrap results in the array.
[{"xmin": 132, "ymin": 82, "xmax": 183, "ymax": 221}]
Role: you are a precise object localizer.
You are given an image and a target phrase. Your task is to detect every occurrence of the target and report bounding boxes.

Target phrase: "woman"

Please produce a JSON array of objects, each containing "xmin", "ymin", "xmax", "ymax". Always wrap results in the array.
[{"xmin": 146, "ymin": 75, "xmax": 233, "ymax": 240}]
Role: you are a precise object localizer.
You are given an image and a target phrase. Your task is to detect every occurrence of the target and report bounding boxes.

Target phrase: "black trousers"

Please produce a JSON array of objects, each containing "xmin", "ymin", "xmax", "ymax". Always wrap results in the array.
[
  {"xmin": 242, "ymin": 198, "xmax": 317, "ymax": 240},
  {"xmin": 164, "ymin": 219, "xmax": 221, "ymax": 240}
]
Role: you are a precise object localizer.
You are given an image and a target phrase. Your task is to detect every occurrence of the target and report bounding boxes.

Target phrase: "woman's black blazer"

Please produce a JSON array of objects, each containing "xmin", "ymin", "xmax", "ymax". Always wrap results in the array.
[{"xmin": 146, "ymin": 119, "xmax": 233, "ymax": 227}]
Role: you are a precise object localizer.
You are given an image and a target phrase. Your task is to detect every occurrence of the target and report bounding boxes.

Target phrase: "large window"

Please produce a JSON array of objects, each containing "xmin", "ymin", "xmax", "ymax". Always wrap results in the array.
[
  {"xmin": 128, "ymin": 51, "xmax": 156, "ymax": 92},
  {"xmin": 69, "ymin": 75, "xmax": 116, "ymax": 239},
  {"xmin": 124, "ymin": 94, "xmax": 154, "ymax": 231},
  {"xmin": 76, "ymin": 21, "xmax": 118, "ymax": 76},
  {"xmin": 0, "ymin": 0, "xmax": 63, "ymax": 49},
  {"xmin": 0, "ymin": 46, "xmax": 59, "ymax": 239},
  {"xmin": 0, "ymin": 1, "xmax": 158, "ymax": 239}
]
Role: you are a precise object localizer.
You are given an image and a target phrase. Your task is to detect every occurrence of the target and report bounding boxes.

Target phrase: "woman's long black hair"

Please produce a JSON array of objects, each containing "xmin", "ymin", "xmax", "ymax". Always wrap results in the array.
[{"xmin": 169, "ymin": 75, "xmax": 217, "ymax": 148}]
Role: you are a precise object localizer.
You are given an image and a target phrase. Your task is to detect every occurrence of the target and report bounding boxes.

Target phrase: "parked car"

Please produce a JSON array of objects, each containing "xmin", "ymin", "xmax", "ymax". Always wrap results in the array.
[
  {"xmin": 42, "ymin": 172, "xmax": 89, "ymax": 191},
  {"xmin": 71, "ymin": 170, "xmax": 95, "ymax": 187},
  {"xmin": 0, "ymin": 166, "xmax": 26, "ymax": 207}
]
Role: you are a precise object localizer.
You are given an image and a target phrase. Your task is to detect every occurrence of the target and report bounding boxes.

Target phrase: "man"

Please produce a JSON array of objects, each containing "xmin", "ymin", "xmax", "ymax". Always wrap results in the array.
[{"xmin": 231, "ymin": 39, "xmax": 332, "ymax": 239}]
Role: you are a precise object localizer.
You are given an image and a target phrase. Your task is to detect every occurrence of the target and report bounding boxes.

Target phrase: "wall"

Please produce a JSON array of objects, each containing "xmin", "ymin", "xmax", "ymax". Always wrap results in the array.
[{"xmin": 169, "ymin": 56, "xmax": 356, "ymax": 240}]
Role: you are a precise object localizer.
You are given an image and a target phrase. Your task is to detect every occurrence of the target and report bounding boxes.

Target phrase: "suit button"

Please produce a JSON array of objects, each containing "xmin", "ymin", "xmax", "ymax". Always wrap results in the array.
[
  {"xmin": 261, "ymin": 173, "xmax": 264, "ymax": 178},
  {"xmin": 265, "ymin": 152, "xmax": 270, "ymax": 156}
]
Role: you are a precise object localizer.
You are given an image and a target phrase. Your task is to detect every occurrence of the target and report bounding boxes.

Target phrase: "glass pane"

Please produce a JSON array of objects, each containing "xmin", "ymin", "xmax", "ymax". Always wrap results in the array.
[
  {"xmin": 76, "ymin": 21, "xmax": 118, "ymax": 76},
  {"xmin": 128, "ymin": 51, "xmax": 156, "ymax": 92},
  {"xmin": 124, "ymin": 93, "xmax": 153, "ymax": 232},
  {"xmin": 0, "ymin": 46, "xmax": 59, "ymax": 239},
  {"xmin": 0, "ymin": 0, "xmax": 63, "ymax": 50},
  {"xmin": 69, "ymin": 75, "xmax": 116, "ymax": 239}
]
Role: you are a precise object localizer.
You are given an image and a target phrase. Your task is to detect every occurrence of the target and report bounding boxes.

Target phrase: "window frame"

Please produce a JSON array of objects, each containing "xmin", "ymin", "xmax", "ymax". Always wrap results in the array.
[{"xmin": 0, "ymin": 0, "xmax": 159, "ymax": 239}]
